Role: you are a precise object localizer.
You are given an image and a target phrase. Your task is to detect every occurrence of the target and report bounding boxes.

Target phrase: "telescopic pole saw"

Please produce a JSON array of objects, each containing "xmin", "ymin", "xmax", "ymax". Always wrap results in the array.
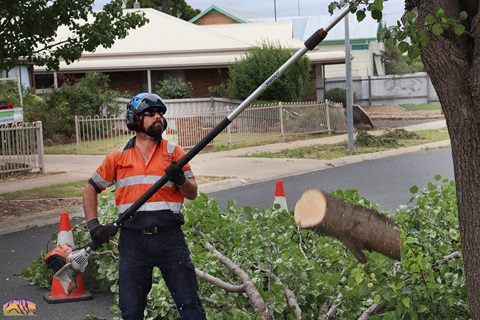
[{"xmin": 114, "ymin": 6, "xmax": 352, "ymax": 226}]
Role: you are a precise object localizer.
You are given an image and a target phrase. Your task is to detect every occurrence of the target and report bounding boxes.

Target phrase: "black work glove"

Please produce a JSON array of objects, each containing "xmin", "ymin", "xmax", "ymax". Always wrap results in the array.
[
  {"xmin": 87, "ymin": 218, "xmax": 118, "ymax": 250},
  {"xmin": 165, "ymin": 162, "xmax": 187, "ymax": 187}
]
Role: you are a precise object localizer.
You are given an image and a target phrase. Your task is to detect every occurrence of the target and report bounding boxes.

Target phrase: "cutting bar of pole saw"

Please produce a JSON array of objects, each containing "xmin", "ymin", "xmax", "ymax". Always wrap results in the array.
[{"xmin": 114, "ymin": 6, "xmax": 352, "ymax": 227}]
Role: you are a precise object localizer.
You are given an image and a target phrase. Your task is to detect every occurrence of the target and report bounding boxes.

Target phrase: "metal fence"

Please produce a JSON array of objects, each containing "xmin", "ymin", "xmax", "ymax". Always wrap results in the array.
[
  {"xmin": 0, "ymin": 121, "xmax": 45, "ymax": 176},
  {"xmin": 325, "ymin": 72, "xmax": 439, "ymax": 106},
  {"xmin": 75, "ymin": 101, "xmax": 346, "ymax": 155}
]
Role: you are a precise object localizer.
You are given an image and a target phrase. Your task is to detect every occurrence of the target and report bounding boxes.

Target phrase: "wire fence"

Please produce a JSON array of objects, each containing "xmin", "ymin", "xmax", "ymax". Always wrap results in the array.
[
  {"xmin": 74, "ymin": 101, "xmax": 346, "ymax": 155},
  {"xmin": 0, "ymin": 121, "xmax": 44, "ymax": 176}
]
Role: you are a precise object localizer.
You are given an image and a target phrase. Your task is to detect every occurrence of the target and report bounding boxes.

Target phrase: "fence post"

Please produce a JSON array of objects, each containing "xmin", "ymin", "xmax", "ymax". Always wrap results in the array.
[
  {"xmin": 279, "ymin": 102, "xmax": 285, "ymax": 142},
  {"xmin": 368, "ymin": 75, "xmax": 372, "ymax": 106},
  {"xmin": 35, "ymin": 121, "xmax": 45, "ymax": 173},
  {"xmin": 325, "ymin": 100, "xmax": 332, "ymax": 134},
  {"xmin": 227, "ymin": 106, "xmax": 232, "ymax": 148},
  {"xmin": 75, "ymin": 116, "xmax": 81, "ymax": 155}
]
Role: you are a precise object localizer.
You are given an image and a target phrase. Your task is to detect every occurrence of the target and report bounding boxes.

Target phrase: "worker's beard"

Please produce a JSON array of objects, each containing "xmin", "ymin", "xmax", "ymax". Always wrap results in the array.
[{"xmin": 144, "ymin": 121, "xmax": 164, "ymax": 139}]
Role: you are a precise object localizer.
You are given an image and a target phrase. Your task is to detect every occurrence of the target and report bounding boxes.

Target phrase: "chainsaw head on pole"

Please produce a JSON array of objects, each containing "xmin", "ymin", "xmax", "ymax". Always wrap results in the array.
[{"xmin": 44, "ymin": 244, "xmax": 93, "ymax": 296}]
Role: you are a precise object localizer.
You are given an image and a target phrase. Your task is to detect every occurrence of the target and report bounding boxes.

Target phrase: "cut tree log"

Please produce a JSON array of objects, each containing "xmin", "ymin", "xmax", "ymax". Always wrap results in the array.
[{"xmin": 294, "ymin": 189, "xmax": 401, "ymax": 263}]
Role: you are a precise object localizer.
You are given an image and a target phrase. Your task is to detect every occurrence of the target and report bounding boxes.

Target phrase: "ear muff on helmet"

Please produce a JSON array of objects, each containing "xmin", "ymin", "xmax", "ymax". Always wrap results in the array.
[{"xmin": 126, "ymin": 103, "xmax": 142, "ymax": 131}]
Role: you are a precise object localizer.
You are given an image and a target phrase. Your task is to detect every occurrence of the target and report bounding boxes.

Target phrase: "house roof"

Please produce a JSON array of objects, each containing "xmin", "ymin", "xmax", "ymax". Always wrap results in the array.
[
  {"xmin": 251, "ymin": 14, "xmax": 383, "ymax": 43},
  {"xmin": 189, "ymin": 5, "xmax": 265, "ymax": 24},
  {"xmin": 201, "ymin": 21, "xmax": 301, "ymax": 48},
  {"xmin": 35, "ymin": 8, "xmax": 346, "ymax": 73}
]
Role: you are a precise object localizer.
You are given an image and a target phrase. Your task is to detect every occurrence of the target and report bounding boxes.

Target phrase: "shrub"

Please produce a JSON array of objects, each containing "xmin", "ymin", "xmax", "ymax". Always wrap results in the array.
[
  {"xmin": 208, "ymin": 82, "xmax": 230, "ymax": 98},
  {"xmin": 228, "ymin": 40, "xmax": 316, "ymax": 102},
  {"xmin": 155, "ymin": 78, "xmax": 193, "ymax": 99},
  {"xmin": 0, "ymin": 80, "xmax": 21, "ymax": 107},
  {"xmin": 34, "ymin": 73, "xmax": 122, "ymax": 138},
  {"xmin": 325, "ymin": 87, "xmax": 357, "ymax": 107}
]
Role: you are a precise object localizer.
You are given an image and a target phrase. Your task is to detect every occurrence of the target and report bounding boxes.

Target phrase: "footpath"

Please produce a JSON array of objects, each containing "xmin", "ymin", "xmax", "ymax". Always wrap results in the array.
[{"xmin": 0, "ymin": 119, "xmax": 449, "ymax": 235}]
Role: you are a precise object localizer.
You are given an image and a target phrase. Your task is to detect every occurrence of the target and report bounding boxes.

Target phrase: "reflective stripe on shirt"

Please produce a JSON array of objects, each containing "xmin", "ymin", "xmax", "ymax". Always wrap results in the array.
[{"xmin": 117, "ymin": 201, "xmax": 183, "ymax": 214}]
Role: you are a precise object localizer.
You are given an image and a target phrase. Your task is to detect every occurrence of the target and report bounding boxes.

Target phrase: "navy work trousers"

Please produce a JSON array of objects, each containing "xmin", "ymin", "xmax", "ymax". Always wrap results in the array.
[{"xmin": 118, "ymin": 226, "xmax": 205, "ymax": 320}]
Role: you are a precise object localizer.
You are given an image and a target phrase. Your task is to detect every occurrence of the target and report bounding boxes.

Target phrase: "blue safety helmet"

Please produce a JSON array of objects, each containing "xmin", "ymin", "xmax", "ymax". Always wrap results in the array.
[
  {"xmin": 126, "ymin": 93, "xmax": 167, "ymax": 131},
  {"xmin": 127, "ymin": 93, "xmax": 167, "ymax": 115}
]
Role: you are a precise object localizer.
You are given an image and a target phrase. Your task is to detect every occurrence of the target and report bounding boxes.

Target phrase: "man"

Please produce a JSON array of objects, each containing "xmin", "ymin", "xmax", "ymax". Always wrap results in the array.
[{"xmin": 82, "ymin": 93, "xmax": 206, "ymax": 319}]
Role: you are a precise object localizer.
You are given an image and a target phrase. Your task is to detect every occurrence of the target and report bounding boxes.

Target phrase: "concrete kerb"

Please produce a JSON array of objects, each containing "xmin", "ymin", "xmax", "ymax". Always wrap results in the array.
[{"xmin": 0, "ymin": 120, "xmax": 449, "ymax": 235}]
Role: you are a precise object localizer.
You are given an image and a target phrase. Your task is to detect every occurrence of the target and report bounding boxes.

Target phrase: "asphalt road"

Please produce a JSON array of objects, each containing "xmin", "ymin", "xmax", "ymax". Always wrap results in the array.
[
  {"xmin": 213, "ymin": 147, "xmax": 454, "ymax": 212},
  {"xmin": 0, "ymin": 146, "xmax": 455, "ymax": 319}
]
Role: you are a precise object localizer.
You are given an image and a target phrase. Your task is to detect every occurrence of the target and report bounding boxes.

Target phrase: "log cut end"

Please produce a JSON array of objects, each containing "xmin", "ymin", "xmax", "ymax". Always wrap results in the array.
[{"xmin": 294, "ymin": 189, "xmax": 327, "ymax": 228}]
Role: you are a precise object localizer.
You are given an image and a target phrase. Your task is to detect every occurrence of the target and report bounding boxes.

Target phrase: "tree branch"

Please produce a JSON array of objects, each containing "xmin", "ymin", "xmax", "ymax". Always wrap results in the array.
[
  {"xmin": 357, "ymin": 303, "xmax": 385, "ymax": 320},
  {"xmin": 199, "ymin": 231, "xmax": 269, "ymax": 319},
  {"xmin": 195, "ymin": 268, "xmax": 245, "ymax": 293},
  {"xmin": 271, "ymin": 273, "xmax": 302, "ymax": 320},
  {"xmin": 435, "ymin": 251, "xmax": 459, "ymax": 265}
]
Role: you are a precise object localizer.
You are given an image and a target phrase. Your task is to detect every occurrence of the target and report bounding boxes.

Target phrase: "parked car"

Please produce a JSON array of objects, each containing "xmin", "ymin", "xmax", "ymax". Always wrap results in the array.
[{"xmin": 0, "ymin": 101, "xmax": 13, "ymax": 109}]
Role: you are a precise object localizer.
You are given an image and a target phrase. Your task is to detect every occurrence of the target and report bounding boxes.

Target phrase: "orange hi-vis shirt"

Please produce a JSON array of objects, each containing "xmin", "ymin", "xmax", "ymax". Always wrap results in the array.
[{"xmin": 88, "ymin": 137, "xmax": 195, "ymax": 229}]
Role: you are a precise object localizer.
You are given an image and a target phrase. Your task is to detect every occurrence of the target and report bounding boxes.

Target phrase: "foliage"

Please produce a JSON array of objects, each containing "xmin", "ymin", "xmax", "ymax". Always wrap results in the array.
[
  {"xmin": 208, "ymin": 82, "xmax": 230, "ymax": 98},
  {"xmin": 0, "ymin": 80, "xmax": 21, "ymax": 106},
  {"xmin": 155, "ymin": 78, "xmax": 193, "ymax": 99},
  {"xmin": 0, "ymin": 80, "xmax": 47, "ymax": 117},
  {"xmin": 328, "ymin": 1, "xmax": 467, "ymax": 61},
  {"xmin": 20, "ymin": 176, "xmax": 468, "ymax": 319},
  {"xmin": 28, "ymin": 73, "xmax": 123, "ymax": 138},
  {"xmin": 0, "ymin": 0, "xmax": 148, "ymax": 70},
  {"xmin": 380, "ymin": 8, "xmax": 468, "ymax": 60},
  {"xmin": 125, "ymin": 0, "xmax": 201, "ymax": 21},
  {"xmin": 355, "ymin": 129, "xmax": 423, "ymax": 148},
  {"xmin": 383, "ymin": 46, "xmax": 425, "ymax": 75},
  {"xmin": 325, "ymin": 87, "xmax": 357, "ymax": 107},
  {"xmin": 228, "ymin": 41, "xmax": 316, "ymax": 102}
]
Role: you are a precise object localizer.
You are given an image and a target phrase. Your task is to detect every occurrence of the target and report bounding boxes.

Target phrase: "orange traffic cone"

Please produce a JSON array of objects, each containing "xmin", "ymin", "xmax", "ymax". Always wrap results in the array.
[
  {"xmin": 43, "ymin": 212, "xmax": 92, "ymax": 304},
  {"xmin": 273, "ymin": 180, "xmax": 288, "ymax": 211},
  {"xmin": 43, "ymin": 274, "xmax": 92, "ymax": 303},
  {"xmin": 57, "ymin": 211, "xmax": 75, "ymax": 249}
]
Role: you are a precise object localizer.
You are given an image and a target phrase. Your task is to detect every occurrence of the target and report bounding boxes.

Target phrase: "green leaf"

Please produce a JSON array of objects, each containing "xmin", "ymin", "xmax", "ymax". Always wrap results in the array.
[
  {"xmin": 373, "ymin": 0, "xmax": 383, "ymax": 11},
  {"xmin": 402, "ymin": 297, "xmax": 411, "ymax": 308},
  {"xmin": 454, "ymin": 24, "xmax": 466, "ymax": 36},
  {"xmin": 408, "ymin": 45, "xmax": 421, "ymax": 60},
  {"xmin": 446, "ymin": 18, "xmax": 457, "ymax": 26},
  {"xmin": 371, "ymin": 9, "xmax": 383, "ymax": 21},
  {"xmin": 398, "ymin": 41, "xmax": 409, "ymax": 53},
  {"xmin": 418, "ymin": 304, "xmax": 428, "ymax": 313},
  {"xmin": 328, "ymin": 2, "xmax": 338, "ymax": 15},
  {"xmin": 435, "ymin": 8, "xmax": 445, "ymax": 18},
  {"xmin": 425, "ymin": 14, "xmax": 435, "ymax": 25},
  {"xmin": 356, "ymin": 10, "xmax": 366, "ymax": 22},
  {"xmin": 419, "ymin": 30, "xmax": 430, "ymax": 46},
  {"xmin": 459, "ymin": 11, "xmax": 468, "ymax": 21},
  {"xmin": 432, "ymin": 24, "xmax": 444, "ymax": 36},
  {"xmin": 409, "ymin": 185, "xmax": 419, "ymax": 194}
]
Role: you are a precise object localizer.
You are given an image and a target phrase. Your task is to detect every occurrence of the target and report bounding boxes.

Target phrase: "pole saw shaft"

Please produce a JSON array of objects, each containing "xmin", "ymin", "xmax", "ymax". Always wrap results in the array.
[{"xmin": 115, "ymin": 6, "xmax": 352, "ymax": 227}]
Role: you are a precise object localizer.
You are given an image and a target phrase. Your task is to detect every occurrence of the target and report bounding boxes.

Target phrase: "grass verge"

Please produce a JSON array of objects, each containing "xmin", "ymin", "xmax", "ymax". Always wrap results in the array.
[
  {"xmin": 243, "ymin": 128, "xmax": 449, "ymax": 159},
  {"xmin": 400, "ymin": 103, "xmax": 442, "ymax": 111},
  {"xmin": 0, "ymin": 180, "xmax": 86, "ymax": 200}
]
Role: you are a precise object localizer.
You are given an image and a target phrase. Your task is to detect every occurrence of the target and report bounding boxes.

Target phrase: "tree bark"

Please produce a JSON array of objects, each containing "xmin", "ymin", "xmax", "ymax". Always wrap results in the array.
[
  {"xmin": 294, "ymin": 189, "xmax": 401, "ymax": 263},
  {"xmin": 408, "ymin": 1, "xmax": 480, "ymax": 318}
]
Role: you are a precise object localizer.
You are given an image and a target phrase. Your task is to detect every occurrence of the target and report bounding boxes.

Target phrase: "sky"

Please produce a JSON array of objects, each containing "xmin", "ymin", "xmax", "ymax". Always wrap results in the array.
[{"xmin": 93, "ymin": 0, "xmax": 406, "ymax": 26}]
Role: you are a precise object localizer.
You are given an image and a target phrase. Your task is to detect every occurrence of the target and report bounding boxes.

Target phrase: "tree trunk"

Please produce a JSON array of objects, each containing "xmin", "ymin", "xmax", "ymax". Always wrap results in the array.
[
  {"xmin": 294, "ymin": 189, "xmax": 401, "ymax": 263},
  {"xmin": 410, "ymin": 1, "xmax": 480, "ymax": 318}
]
